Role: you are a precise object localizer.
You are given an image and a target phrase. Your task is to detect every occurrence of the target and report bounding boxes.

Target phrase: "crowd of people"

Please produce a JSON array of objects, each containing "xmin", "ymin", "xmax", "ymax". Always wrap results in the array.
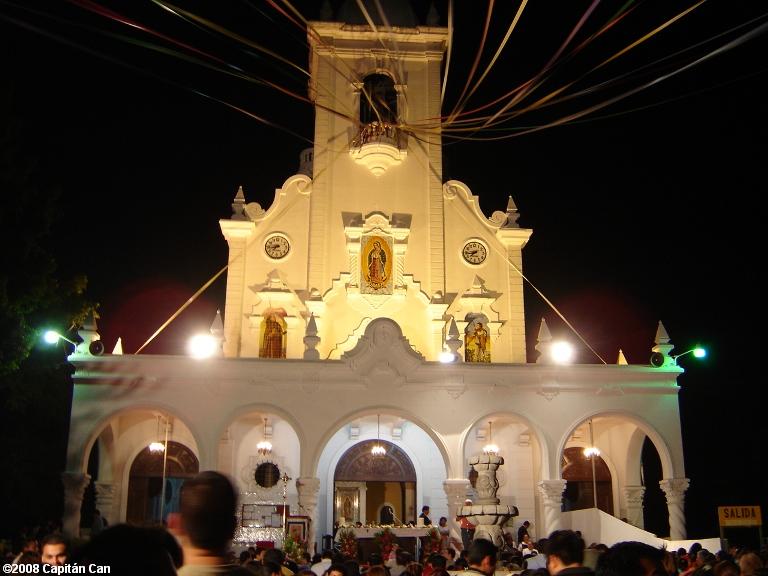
[{"xmin": 3, "ymin": 471, "xmax": 767, "ymax": 576}]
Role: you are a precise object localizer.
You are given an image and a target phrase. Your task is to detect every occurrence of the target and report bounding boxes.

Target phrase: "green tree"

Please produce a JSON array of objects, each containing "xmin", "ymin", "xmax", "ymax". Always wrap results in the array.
[{"xmin": 0, "ymin": 81, "xmax": 94, "ymax": 538}]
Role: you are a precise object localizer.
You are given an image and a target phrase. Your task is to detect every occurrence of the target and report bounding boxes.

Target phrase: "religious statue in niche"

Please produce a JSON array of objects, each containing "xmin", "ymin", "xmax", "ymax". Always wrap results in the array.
[
  {"xmin": 260, "ymin": 311, "xmax": 287, "ymax": 358},
  {"xmin": 361, "ymin": 234, "xmax": 393, "ymax": 294},
  {"xmin": 465, "ymin": 320, "xmax": 491, "ymax": 363}
]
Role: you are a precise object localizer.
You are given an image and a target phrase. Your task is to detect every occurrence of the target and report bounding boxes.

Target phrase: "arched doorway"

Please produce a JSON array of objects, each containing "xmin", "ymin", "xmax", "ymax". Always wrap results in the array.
[
  {"xmin": 126, "ymin": 441, "xmax": 199, "ymax": 525},
  {"xmin": 334, "ymin": 440, "xmax": 416, "ymax": 525},
  {"xmin": 561, "ymin": 447, "xmax": 613, "ymax": 514}
]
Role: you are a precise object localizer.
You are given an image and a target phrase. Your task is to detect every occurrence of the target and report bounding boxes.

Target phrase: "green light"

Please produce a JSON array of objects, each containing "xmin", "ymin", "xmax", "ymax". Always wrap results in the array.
[
  {"xmin": 42, "ymin": 330, "xmax": 78, "ymax": 346},
  {"xmin": 44, "ymin": 330, "xmax": 61, "ymax": 344},
  {"xmin": 693, "ymin": 347, "xmax": 706, "ymax": 358}
]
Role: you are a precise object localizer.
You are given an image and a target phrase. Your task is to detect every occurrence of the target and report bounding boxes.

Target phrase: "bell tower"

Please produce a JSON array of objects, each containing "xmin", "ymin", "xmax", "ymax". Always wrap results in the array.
[{"xmin": 306, "ymin": 15, "xmax": 449, "ymax": 298}]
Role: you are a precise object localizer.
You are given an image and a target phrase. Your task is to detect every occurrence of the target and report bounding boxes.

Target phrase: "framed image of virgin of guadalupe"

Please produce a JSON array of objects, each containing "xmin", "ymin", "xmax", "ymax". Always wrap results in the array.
[{"xmin": 361, "ymin": 234, "xmax": 393, "ymax": 294}]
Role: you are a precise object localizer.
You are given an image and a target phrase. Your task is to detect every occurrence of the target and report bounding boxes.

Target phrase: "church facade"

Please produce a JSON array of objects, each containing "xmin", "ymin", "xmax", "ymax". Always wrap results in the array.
[{"xmin": 62, "ymin": 7, "xmax": 692, "ymax": 551}]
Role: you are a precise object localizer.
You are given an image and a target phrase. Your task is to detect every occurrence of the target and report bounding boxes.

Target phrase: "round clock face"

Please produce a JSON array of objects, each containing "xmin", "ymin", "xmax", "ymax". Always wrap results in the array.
[
  {"xmin": 462, "ymin": 241, "xmax": 487, "ymax": 265},
  {"xmin": 264, "ymin": 235, "xmax": 290, "ymax": 259}
]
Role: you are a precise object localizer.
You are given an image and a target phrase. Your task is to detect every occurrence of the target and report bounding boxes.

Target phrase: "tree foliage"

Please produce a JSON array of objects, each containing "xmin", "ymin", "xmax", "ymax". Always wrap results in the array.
[{"xmin": 0, "ymin": 81, "xmax": 94, "ymax": 538}]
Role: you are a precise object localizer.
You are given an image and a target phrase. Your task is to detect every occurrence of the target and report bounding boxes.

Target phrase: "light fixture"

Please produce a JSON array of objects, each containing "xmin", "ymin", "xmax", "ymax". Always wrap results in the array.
[
  {"xmin": 672, "ymin": 347, "xmax": 706, "ymax": 365},
  {"xmin": 482, "ymin": 421, "xmax": 499, "ymax": 456},
  {"xmin": 584, "ymin": 419, "xmax": 599, "ymax": 509},
  {"xmin": 551, "ymin": 340, "xmax": 575, "ymax": 364},
  {"xmin": 43, "ymin": 330, "xmax": 78, "ymax": 346},
  {"xmin": 371, "ymin": 415, "xmax": 386, "ymax": 456},
  {"xmin": 257, "ymin": 417, "xmax": 273, "ymax": 456},
  {"xmin": 439, "ymin": 350, "xmax": 455, "ymax": 363},
  {"xmin": 188, "ymin": 333, "xmax": 218, "ymax": 359},
  {"xmin": 147, "ymin": 414, "xmax": 170, "ymax": 523},
  {"xmin": 149, "ymin": 414, "xmax": 165, "ymax": 453}
]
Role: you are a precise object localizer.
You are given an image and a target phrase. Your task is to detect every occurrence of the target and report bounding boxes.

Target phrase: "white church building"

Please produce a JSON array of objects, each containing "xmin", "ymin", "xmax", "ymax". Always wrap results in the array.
[{"xmin": 62, "ymin": 2, "xmax": 697, "ymax": 554}]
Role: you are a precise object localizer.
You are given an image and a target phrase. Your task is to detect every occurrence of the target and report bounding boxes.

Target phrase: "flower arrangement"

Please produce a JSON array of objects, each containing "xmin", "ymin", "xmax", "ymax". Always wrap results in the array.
[
  {"xmin": 374, "ymin": 527, "xmax": 397, "ymax": 558},
  {"xmin": 339, "ymin": 527, "xmax": 358, "ymax": 559},
  {"xmin": 421, "ymin": 527, "xmax": 442, "ymax": 556},
  {"xmin": 283, "ymin": 532, "xmax": 308, "ymax": 562}
]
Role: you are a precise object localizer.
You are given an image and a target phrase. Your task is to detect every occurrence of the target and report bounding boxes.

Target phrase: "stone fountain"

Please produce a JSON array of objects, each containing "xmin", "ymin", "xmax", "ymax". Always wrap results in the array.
[{"xmin": 458, "ymin": 454, "xmax": 518, "ymax": 548}]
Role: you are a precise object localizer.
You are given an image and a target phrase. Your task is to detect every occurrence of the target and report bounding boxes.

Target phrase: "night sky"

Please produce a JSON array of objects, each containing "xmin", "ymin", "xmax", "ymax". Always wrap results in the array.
[{"xmin": 2, "ymin": 1, "xmax": 766, "ymax": 539}]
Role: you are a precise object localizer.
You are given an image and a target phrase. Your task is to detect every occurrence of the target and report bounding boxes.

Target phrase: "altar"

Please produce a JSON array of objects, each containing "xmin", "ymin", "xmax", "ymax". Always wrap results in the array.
[{"xmin": 336, "ymin": 526, "xmax": 431, "ymax": 560}]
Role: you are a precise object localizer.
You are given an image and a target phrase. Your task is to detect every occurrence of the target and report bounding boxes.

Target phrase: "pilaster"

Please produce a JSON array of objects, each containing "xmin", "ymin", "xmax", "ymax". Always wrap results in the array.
[
  {"xmin": 537, "ymin": 479, "xmax": 566, "ymax": 535},
  {"xmin": 296, "ymin": 477, "xmax": 321, "ymax": 554},
  {"xmin": 623, "ymin": 485, "xmax": 646, "ymax": 529},
  {"xmin": 659, "ymin": 478, "xmax": 690, "ymax": 540},
  {"xmin": 62, "ymin": 472, "xmax": 91, "ymax": 538}
]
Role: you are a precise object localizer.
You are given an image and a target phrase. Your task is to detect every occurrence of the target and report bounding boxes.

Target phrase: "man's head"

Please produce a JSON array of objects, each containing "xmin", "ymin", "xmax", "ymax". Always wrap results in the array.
[
  {"xmin": 543, "ymin": 530, "xmax": 585, "ymax": 575},
  {"xmin": 467, "ymin": 538, "xmax": 498, "ymax": 576},
  {"xmin": 523, "ymin": 521, "xmax": 530, "ymax": 528},
  {"xmin": 41, "ymin": 534, "xmax": 68, "ymax": 566},
  {"xmin": 595, "ymin": 541, "xmax": 665, "ymax": 576},
  {"xmin": 180, "ymin": 470, "xmax": 238, "ymax": 554},
  {"xmin": 422, "ymin": 506, "xmax": 430, "ymax": 516}
]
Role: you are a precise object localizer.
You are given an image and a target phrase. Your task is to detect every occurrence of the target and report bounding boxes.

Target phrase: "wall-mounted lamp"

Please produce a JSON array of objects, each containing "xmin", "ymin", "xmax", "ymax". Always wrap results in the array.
[{"xmin": 672, "ymin": 347, "xmax": 706, "ymax": 365}]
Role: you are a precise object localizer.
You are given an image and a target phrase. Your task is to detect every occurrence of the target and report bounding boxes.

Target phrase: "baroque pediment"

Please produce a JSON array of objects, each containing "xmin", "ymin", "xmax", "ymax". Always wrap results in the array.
[{"xmin": 341, "ymin": 318, "xmax": 423, "ymax": 383}]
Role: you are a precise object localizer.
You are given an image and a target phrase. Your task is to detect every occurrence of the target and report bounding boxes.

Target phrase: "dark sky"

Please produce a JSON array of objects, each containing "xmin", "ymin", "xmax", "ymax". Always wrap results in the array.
[{"xmin": 2, "ymin": 1, "xmax": 766, "ymax": 537}]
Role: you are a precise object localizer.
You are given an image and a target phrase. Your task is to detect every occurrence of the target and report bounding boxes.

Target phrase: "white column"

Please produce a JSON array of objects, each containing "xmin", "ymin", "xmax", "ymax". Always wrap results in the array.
[
  {"xmin": 444, "ymin": 479, "xmax": 471, "ymax": 544},
  {"xmin": 623, "ymin": 485, "xmax": 645, "ymax": 529},
  {"xmin": 297, "ymin": 477, "xmax": 321, "ymax": 554},
  {"xmin": 62, "ymin": 472, "xmax": 91, "ymax": 538},
  {"xmin": 659, "ymin": 478, "xmax": 690, "ymax": 540},
  {"xmin": 94, "ymin": 481, "xmax": 116, "ymax": 526},
  {"xmin": 537, "ymin": 479, "xmax": 566, "ymax": 536}
]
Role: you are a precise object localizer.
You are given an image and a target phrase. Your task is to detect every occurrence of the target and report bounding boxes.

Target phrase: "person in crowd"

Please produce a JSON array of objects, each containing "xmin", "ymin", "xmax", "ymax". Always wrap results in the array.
[
  {"xmin": 387, "ymin": 548, "xmax": 411, "ymax": 576},
  {"xmin": 324, "ymin": 563, "xmax": 349, "ymax": 576},
  {"xmin": 264, "ymin": 548, "xmax": 294, "ymax": 576},
  {"xmin": 72, "ymin": 524, "xmax": 178, "ymax": 575},
  {"xmin": 343, "ymin": 559, "xmax": 361, "ymax": 576},
  {"xmin": 419, "ymin": 507, "xmax": 432, "ymax": 526},
  {"xmin": 40, "ymin": 533, "xmax": 68, "ymax": 566},
  {"xmin": 517, "ymin": 521, "xmax": 531, "ymax": 545},
  {"xmin": 518, "ymin": 534, "xmax": 537, "ymax": 556},
  {"xmin": 466, "ymin": 538, "xmax": 498, "ymax": 576},
  {"xmin": 738, "ymin": 551, "xmax": 765, "ymax": 576},
  {"xmin": 176, "ymin": 470, "xmax": 252, "ymax": 575},
  {"xmin": 11, "ymin": 537, "xmax": 38, "ymax": 565},
  {"xmin": 457, "ymin": 500, "xmax": 476, "ymax": 551},
  {"xmin": 91, "ymin": 509, "xmax": 108, "ymax": 537},
  {"xmin": 542, "ymin": 530, "xmax": 592, "ymax": 575},
  {"xmin": 313, "ymin": 550, "xmax": 334, "ymax": 576},
  {"xmin": 712, "ymin": 560, "xmax": 740, "ymax": 576},
  {"xmin": 595, "ymin": 541, "xmax": 666, "ymax": 576},
  {"xmin": 423, "ymin": 553, "xmax": 446, "ymax": 576},
  {"xmin": 405, "ymin": 561, "xmax": 423, "ymax": 576}
]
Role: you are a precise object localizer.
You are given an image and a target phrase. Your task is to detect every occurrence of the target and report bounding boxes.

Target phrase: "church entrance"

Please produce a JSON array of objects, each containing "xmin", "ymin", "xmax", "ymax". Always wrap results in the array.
[
  {"xmin": 126, "ymin": 441, "xmax": 199, "ymax": 525},
  {"xmin": 561, "ymin": 447, "xmax": 613, "ymax": 514},
  {"xmin": 334, "ymin": 439, "xmax": 417, "ymax": 526}
]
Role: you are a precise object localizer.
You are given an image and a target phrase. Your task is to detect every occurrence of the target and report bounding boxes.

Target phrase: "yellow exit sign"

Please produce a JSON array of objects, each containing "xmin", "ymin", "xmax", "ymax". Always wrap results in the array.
[{"xmin": 718, "ymin": 506, "xmax": 762, "ymax": 526}]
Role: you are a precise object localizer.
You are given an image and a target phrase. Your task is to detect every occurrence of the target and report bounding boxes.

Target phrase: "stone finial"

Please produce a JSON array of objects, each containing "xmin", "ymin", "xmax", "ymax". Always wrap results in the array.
[
  {"xmin": 426, "ymin": 2, "xmax": 440, "ymax": 26},
  {"xmin": 303, "ymin": 313, "xmax": 321, "ymax": 360},
  {"xmin": 502, "ymin": 195, "xmax": 520, "ymax": 228},
  {"xmin": 320, "ymin": 0, "xmax": 333, "ymax": 20},
  {"xmin": 652, "ymin": 320, "xmax": 674, "ymax": 364},
  {"xmin": 535, "ymin": 318, "xmax": 552, "ymax": 364},
  {"xmin": 617, "ymin": 349, "xmax": 628, "ymax": 365},
  {"xmin": 210, "ymin": 309, "xmax": 224, "ymax": 338},
  {"xmin": 231, "ymin": 185, "xmax": 247, "ymax": 220},
  {"xmin": 77, "ymin": 311, "xmax": 102, "ymax": 356},
  {"xmin": 445, "ymin": 318, "xmax": 462, "ymax": 362},
  {"xmin": 655, "ymin": 321, "xmax": 670, "ymax": 345}
]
